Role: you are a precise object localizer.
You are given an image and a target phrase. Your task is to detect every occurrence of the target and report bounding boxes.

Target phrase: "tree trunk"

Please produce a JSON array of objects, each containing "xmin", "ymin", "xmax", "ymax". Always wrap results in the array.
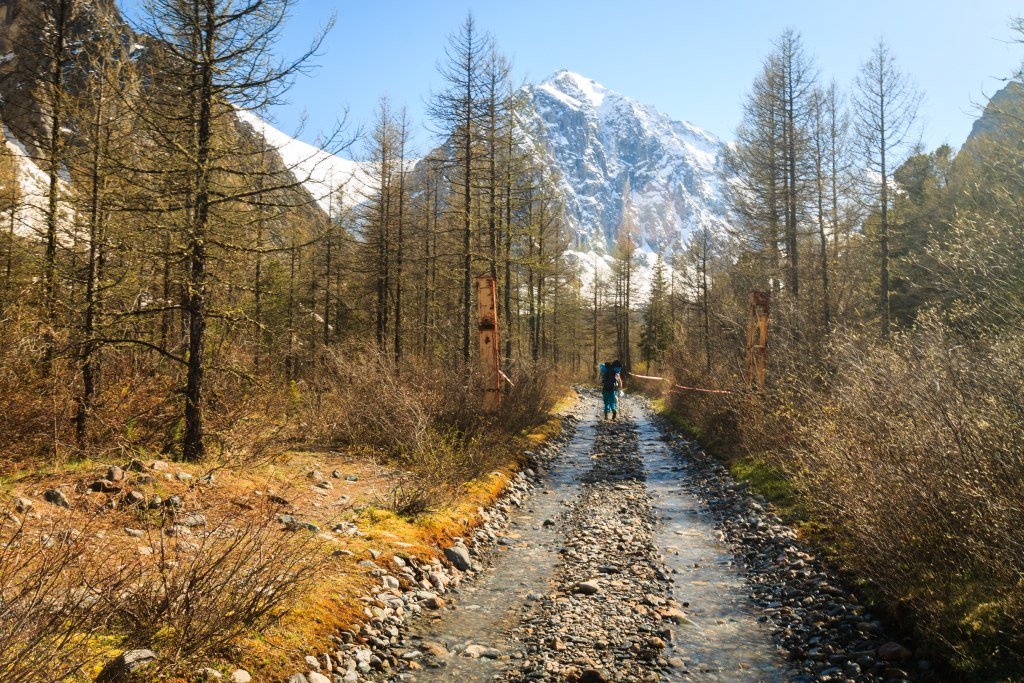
[
  {"xmin": 76, "ymin": 88, "xmax": 107, "ymax": 448},
  {"xmin": 182, "ymin": 7, "xmax": 216, "ymax": 462},
  {"xmin": 43, "ymin": 0, "xmax": 70, "ymax": 362},
  {"xmin": 394, "ymin": 121, "xmax": 406, "ymax": 363}
]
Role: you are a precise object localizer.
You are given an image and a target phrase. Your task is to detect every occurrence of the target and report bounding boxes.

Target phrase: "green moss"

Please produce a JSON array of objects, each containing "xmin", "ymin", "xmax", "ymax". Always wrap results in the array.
[
  {"xmin": 729, "ymin": 456, "xmax": 815, "ymax": 530},
  {"xmin": 652, "ymin": 399, "xmax": 701, "ymax": 437},
  {"xmin": 730, "ymin": 457, "xmax": 796, "ymax": 510}
]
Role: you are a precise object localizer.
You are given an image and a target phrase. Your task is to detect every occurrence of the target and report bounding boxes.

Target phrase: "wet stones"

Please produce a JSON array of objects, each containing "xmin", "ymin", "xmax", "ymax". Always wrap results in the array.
[
  {"xmin": 463, "ymin": 643, "xmax": 501, "ymax": 659},
  {"xmin": 421, "ymin": 595, "xmax": 445, "ymax": 610},
  {"xmin": 652, "ymin": 407, "xmax": 925, "ymax": 681},
  {"xmin": 282, "ymin": 411, "xmax": 579, "ymax": 683},
  {"xmin": 502, "ymin": 416, "xmax": 678, "ymax": 682}
]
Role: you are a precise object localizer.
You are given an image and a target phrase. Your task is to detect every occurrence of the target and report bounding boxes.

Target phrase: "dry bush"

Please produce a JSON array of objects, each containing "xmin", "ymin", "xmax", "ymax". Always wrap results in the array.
[
  {"xmin": 0, "ymin": 312, "xmax": 77, "ymax": 460},
  {"xmin": 114, "ymin": 503, "xmax": 330, "ymax": 663},
  {"xmin": 381, "ymin": 363, "xmax": 563, "ymax": 516},
  {"xmin": 496, "ymin": 363, "xmax": 563, "ymax": 434},
  {"xmin": 298, "ymin": 346, "xmax": 565, "ymax": 516},
  {"xmin": 0, "ymin": 518, "xmax": 132, "ymax": 682},
  {"xmin": 373, "ymin": 431, "xmax": 470, "ymax": 517},
  {"xmin": 300, "ymin": 346, "xmax": 431, "ymax": 457},
  {"xmin": 301, "ymin": 344, "xmax": 562, "ymax": 455},
  {"xmin": 670, "ymin": 313, "xmax": 1024, "ymax": 674},
  {"xmin": 0, "ymin": 308, "xmax": 295, "ymax": 468},
  {"xmin": 791, "ymin": 319, "xmax": 1024, "ymax": 671},
  {"xmin": 201, "ymin": 366, "xmax": 294, "ymax": 465}
]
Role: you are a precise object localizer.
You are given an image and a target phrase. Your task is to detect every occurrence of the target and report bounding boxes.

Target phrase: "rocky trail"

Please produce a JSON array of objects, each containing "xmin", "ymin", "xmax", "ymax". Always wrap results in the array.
[{"xmin": 296, "ymin": 392, "xmax": 924, "ymax": 683}]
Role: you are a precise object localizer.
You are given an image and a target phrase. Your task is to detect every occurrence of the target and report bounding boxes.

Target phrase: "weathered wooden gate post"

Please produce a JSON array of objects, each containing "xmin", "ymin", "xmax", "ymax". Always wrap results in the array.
[
  {"xmin": 476, "ymin": 275, "xmax": 501, "ymax": 411},
  {"xmin": 746, "ymin": 291, "xmax": 770, "ymax": 391}
]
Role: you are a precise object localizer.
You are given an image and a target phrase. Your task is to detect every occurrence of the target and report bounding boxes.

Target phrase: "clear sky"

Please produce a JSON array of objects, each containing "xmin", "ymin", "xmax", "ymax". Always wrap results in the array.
[{"xmin": 119, "ymin": 0, "xmax": 1022, "ymax": 159}]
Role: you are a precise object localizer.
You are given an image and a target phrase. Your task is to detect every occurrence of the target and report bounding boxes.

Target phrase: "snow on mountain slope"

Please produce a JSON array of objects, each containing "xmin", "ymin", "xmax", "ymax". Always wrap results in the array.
[
  {"xmin": 235, "ymin": 110, "xmax": 371, "ymax": 214},
  {"xmin": 523, "ymin": 70, "xmax": 731, "ymax": 270},
  {"xmin": 2, "ymin": 125, "xmax": 62, "ymax": 238}
]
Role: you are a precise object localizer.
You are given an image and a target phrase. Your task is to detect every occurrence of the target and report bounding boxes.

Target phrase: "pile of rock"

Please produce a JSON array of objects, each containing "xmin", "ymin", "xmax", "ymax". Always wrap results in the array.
[{"xmin": 282, "ymin": 414, "xmax": 578, "ymax": 683}]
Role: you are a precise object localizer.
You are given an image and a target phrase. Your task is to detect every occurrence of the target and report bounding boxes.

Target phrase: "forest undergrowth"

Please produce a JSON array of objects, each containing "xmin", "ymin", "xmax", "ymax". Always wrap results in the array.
[
  {"xmin": 0, "ymin": 339, "xmax": 567, "ymax": 682},
  {"xmin": 665, "ymin": 317, "xmax": 1024, "ymax": 679}
]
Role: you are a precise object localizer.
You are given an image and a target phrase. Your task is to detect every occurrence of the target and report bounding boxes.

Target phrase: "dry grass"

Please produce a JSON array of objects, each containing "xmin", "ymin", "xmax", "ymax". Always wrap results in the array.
[
  {"xmin": 0, "ymin": 338, "xmax": 570, "ymax": 681},
  {"xmin": 668, "ymin": 315, "xmax": 1024, "ymax": 677}
]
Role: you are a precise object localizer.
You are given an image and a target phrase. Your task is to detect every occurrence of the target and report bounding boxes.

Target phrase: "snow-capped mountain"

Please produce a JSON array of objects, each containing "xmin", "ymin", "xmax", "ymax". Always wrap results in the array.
[
  {"xmin": 524, "ymin": 70, "xmax": 731, "ymax": 260},
  {"xmin": 241, "ymin": 70, "xmax": 734, "ymax": 262},
  {"xmin": 238, "ymin": 70, "xmax": 734, "ymax": 294}
]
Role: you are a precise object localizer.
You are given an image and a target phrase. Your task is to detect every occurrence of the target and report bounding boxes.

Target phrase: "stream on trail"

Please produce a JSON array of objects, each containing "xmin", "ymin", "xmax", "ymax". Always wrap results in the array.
[
  {"xmin": 402, "ymin": 412, "xmax": 599, "ymax": 682},
  {"xmin": 404, "ymin": 397, "xmax": 784, "ymax": 682},
  {"xmin": 637, "ymin": 418, "xmax": 784, "ymax": 682}
]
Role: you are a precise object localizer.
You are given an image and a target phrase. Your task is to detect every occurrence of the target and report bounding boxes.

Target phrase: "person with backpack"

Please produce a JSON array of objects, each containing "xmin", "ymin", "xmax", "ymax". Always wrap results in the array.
[{"xmin": 601, "ymin": 359, "xmax": 623, "ymax": 420}]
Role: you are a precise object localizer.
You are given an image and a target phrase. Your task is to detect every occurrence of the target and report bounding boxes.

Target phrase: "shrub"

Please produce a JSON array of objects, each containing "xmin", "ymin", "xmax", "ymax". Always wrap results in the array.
[
  {"xmin": 114, "ymin": 503, "xmax": 329, "ymax": 663},
  {"xmin": 0, "ymin": 518, "xmax": 132, "ymax": 683},
  {"xmin": 791, "ymin": 319, "xmax": 1024, "ymax": 671},
  {"xmin": 669, "ymin": 313, "xmax": 1024, "ymax": 675},
  {"xmin": 299, "ymin": 345, "xmax": 564, "ymax": 516}
]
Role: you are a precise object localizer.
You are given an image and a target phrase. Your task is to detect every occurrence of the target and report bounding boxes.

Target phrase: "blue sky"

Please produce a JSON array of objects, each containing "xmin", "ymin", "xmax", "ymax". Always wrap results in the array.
[{"xmin": 119, "ymin": 0, "xmax": 1022, "ymax": 158}]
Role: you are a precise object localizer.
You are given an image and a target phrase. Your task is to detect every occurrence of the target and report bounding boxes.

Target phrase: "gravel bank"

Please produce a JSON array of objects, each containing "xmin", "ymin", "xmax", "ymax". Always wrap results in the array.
[
  {"xmin": 651, "ymin": 407, "xmax": 926, "ymax": 683},
  {"xmin": 501, "ymin": 417, "xmax": 679, "ymax": 683}
]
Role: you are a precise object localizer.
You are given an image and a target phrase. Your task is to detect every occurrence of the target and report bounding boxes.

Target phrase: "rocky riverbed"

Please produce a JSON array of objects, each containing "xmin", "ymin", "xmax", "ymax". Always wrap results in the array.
[
  {"xmin": 281, "ymin": 392, "xmax": 924, "ymax": 683},
  {"xmin": 648, "ymin": 410, "xmax": 927, "ymax": 683},
  {"xmin": 499, "ymin": 420, "xmax": 676, "ymax": 682},
  {"xmin": 279, "ymin": 409, "xmax": 583, "ymax": 683}
]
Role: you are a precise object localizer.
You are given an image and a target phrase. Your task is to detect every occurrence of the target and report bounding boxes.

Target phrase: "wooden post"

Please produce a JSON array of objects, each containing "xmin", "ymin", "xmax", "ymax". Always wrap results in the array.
[
  {"xmin": 746, "ymin": 291, "xmax": 770, "ymax": 391},
  {"xmin": 476, "ymin": 275, "xmax": 501, "ymax": 411}
]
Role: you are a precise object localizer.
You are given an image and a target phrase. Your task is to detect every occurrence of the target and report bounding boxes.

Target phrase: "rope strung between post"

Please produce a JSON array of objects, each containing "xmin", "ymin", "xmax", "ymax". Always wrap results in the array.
[
  {"xmin": 624, "ymin": 371, "xmax": 742, "ymax": 396},
  {"xmin": 625, "ymin": 371, "xmax": 667, "ymax": 381},
  {"xmin": 668, "ymin": 384, "xmax": 739, "ymax": 396}
]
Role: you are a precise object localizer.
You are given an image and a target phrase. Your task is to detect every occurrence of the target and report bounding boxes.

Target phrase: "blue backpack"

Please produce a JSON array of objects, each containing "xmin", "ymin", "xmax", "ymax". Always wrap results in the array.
[{"xmin": 601, "ymin": 365, "xmax": 618, "ymax": 392}]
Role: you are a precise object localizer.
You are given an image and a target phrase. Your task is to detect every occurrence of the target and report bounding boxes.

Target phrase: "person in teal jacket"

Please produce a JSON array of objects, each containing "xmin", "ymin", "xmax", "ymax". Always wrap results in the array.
[{"xmin": 600, "ymin": 359, "xmax": 622, "ymax": 419}]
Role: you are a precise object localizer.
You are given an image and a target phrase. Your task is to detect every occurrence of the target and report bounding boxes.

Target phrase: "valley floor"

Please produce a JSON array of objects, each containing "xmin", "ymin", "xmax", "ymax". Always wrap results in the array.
[
  {"xmin": 294, "ymin": 392, "xmax": 928, "ymax": 683},
  {"xmin": 3, "ymin": 391, "xmax": 929, "ymax": 682}
]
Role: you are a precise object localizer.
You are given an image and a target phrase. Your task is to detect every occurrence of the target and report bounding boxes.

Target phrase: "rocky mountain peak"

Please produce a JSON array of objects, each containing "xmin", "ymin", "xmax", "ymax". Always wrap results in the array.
[{"xmin": 523, "ymin": 70, "xmax": 731, "ymax": 269}]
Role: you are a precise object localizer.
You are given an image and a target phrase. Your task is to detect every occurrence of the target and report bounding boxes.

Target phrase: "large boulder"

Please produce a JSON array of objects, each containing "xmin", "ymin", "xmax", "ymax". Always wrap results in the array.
[
  {"xmin": 95, "ymin": 649, "xmax": 157, "ymax": 682},
  {"xmin": 443, "ymin": 545, "xmax": 472, "ymax": 571}
]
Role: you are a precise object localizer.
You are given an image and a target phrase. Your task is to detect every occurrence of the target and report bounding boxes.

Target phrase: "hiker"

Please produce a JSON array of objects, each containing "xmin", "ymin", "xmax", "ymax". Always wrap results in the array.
[{"xmin": 601, "ymin": 359, "xmax": 623, "ymax": 420}]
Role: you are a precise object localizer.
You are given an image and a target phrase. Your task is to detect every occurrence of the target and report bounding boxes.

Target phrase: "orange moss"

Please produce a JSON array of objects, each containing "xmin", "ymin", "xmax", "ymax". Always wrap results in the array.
[{"xmin": 4, "ymin": 393, "xmax": 574, "ymax": 681}]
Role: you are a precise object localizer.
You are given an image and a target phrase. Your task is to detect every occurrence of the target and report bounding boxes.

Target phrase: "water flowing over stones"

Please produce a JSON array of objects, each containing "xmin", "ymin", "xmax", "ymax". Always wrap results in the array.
[{"xmin": 288, "ymin": 391, "xmax": 920, "ymax": 682}]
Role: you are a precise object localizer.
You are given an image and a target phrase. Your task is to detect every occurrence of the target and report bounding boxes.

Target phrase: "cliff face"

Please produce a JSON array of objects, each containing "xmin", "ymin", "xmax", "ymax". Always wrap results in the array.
[
  {"xmin": 964, "ymin": 80, "xmax": 1024, "ymax": 147},
  {"xmin": 0, "ymin": 0, "xmax": 126, "ymax": 158},
  {"xmin": 522, "ymin": 70, "xmax": 732, "ymax": 257}
]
